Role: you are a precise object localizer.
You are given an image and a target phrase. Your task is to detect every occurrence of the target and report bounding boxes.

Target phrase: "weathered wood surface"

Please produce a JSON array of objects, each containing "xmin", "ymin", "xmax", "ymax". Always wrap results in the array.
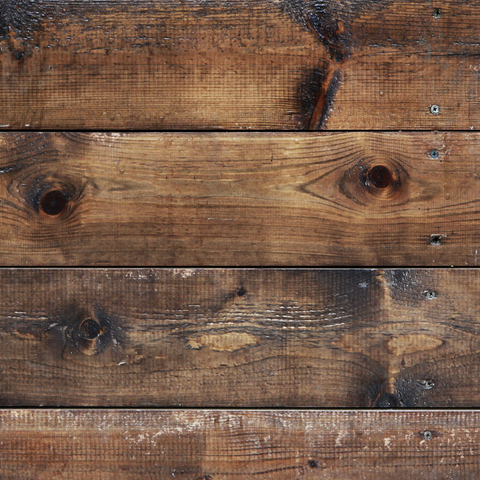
[
  {"xmin": 1, "ymin": 132, "xmax": 479, "ymax": 266},
  {"xmin": 1, "ymin": 0, "xmax": 479, "ymax": 130},
  {"xmin": 2, "ymin": 268, "xmax": 480, "ymax": 407},
  {"xmin": 1, "ymin": 409, "xmax": 479, "ymax": 479}
]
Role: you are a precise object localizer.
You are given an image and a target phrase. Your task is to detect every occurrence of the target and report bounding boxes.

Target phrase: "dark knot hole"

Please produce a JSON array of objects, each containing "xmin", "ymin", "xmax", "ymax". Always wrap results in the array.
[
  {"xmin": 78, "ymin": 318, "xmax": 101, "ymax": 340},
  {"xmin": 367, "ymin": 165, "xmax": 393, "ymax": 189},
  {"xmin": 40, "ymin": 190, "xmax": 68, "ymax": 216}
]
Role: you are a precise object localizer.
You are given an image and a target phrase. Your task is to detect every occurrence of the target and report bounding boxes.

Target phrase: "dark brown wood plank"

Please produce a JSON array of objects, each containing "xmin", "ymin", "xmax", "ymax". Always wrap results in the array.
[
  {"xmin": 1, "ymin": 132, "xmax": 479, "ymax": 266},
  {"xmin": 1, "ymin": 0, "xmax": 480, "ymax": 129},
  {"xmin": 2, "ymin": 268, "xmax": 480, "ymax": 407},
  {"xmin": 1, "ymin": 409, "xmax": 479, "ymax": 479}
]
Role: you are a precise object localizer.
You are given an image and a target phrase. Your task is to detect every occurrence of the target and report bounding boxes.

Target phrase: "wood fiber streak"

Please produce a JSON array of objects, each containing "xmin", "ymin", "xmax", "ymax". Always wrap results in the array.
[
  {"xmin": 0, "ymin": 132, "xmax": 479, "ymax": 266},
  {"xmin": 1, "ymin": 268, "xmax": 480, "ymax": 407},
  {"xmin": 1, "ymin": 0, "xmax": 480, "ymax": 129},
  {"xmin": 1, "ymin": 410, "xmax": 479, "ymax": 479}
]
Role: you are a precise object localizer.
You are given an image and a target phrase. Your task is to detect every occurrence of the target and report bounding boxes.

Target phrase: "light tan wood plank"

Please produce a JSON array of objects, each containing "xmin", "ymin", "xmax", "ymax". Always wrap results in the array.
[
  {"xmin": 1, "ymin": 268, "xmax": 480, "ymax": 407},
  {"xmin": 1, "ymin": 409, "xmax": 479, "ymax": 479},
  {"xmin": 1, "ymin": 0, "xmax": 480, "ymax": 129},
  {"xmin": 0, "ymin": 132, "xmax": 479, "ymax": 266}
]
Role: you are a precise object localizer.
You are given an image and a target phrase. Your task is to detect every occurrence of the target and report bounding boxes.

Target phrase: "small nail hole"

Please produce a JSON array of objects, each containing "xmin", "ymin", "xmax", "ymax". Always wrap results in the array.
[
  {"xmin": 418, "ymin": 379, "xmax": 435, "ymax": 390},
  {"xmin": 433, "ymin": 8, "xmax": 442, "ymax": 18},
  {"xmin": 429, "ymin": 149, "xmax": 439, "ymax": 159},
  {"xmin": 423, "ymin": 430, "xmax": 433, "ymax": 441},
  {"xmin": 78, "ymin": 318, "xmax": 101, "ymax": 340},
  {"xmin": 429, "ymin": 235, "xmax": 442, "ymax": 246},
  {"xmin": 14, "ymin": 50, "xmax": 25, "ymax": 61},
  {"xmin": 40, "ymin": 190, "xmax": 68, "ymax": 216},
  {"xmin": 430, "ymin": 105, "xmax": 440, "ymax": 115},
  {"xmin": 423, "ymin": 290, "xmax": 437, "ymax": 300},
  {"xmin": 237, "ymin": 287, "xmax": 246, "ymax": 296},
  {"xmin": 367, "ymin": 165, "xmax": 393, "ymax": 189},
  {"xmin": 308, "ymin": 460, "xmax": 318, "ymax": 468}
]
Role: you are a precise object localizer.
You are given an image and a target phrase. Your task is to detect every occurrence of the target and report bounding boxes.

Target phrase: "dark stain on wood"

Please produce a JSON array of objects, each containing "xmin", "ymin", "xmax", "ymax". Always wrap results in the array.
[
  {"xmin": 298, "ymin": 67, "xmax": 327, "ymax": 127},
  {"xmin": 295, "ymin": 3, "xmax": 349, "ymax": 129},
  {"xmin": 297, "ymin": 63, "xmax": 341, "ymax": 129},
  {"xmin": 373, "ymin": 393, "xmax": 399, "ymax": 408},
  {"xmin": 309, "ymin": 68, "xmax": 342, "ymax": 129},
  {"xmin": 285, "ymin": 0, "xmax": 397, "ymax": 128}
]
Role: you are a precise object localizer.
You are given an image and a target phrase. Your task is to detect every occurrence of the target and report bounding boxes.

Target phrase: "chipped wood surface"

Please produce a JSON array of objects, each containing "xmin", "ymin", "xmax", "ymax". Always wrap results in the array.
[
  {"xmin": 1, "ymin": 132, "xmax": 479, "ymax": 266},
  {"xmin": 2, "ymin": 268, "xmax": 480, "ymax": 407},
  {"xmin": 1, "ymin": 0, "xmax": 480, "ymax": 130},
  {"xmin": 1, "ymin": 409, "xmax": 479, "ymax": 479}
]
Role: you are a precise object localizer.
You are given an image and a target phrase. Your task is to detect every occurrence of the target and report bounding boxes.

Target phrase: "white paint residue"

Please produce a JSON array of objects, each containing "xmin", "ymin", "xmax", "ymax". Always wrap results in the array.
[
  {"xmin": 335, "ymin": 429, "xmax": 348, "ymax": 446},
  {"xmin": 172, "ymin": 269, "xmax": 196, "ymax": 278}
]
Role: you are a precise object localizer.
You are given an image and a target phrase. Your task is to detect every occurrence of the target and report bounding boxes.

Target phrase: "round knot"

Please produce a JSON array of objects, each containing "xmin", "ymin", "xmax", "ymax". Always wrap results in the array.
[
  {"xmin": 39, "ymin": 190, "xmax": 69, "ymax": 216},
  {"xmin": 363, "ymin": 164, "xmax": 402, "ymax": 200}
]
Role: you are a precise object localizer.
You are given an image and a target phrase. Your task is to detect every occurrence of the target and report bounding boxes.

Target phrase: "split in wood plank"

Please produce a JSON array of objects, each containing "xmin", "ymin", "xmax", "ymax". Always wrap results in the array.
[
  {"xmin": 0, "ymin": 132, "xmax": 479, "ymax": 266},
  {"xmin": 1, "ymin": 268, "xmax": 480, "ymax": 407},
  {"xmin": 1, "ymin": 0, "xmax": 479, "ymax": 129},
  {"xmin": 1, "ymin": 409, "xmax": 478, "ymax": 479}
]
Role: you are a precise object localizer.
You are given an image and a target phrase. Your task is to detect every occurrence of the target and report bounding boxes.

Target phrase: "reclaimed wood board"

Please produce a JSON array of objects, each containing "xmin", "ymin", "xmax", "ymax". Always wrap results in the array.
[
  {"xmin": 2, "ymin": 268, "xmax": 480, "ymax": 408},
  {"xmin": 1, "ymin": 409, "xmax": 479, "ymax": 479},
  {"xmin": 1, "ymin": 132, "xmax": 479, "ymax": 266},
  {"xmin": 1, "ymin": 0, "xmax": 479, "ymax": 130}
]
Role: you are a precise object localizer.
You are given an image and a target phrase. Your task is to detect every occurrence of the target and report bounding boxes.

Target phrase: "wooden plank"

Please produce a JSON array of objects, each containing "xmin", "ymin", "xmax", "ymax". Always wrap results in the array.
[
  {"xmin": 1, "ymin": 409, "xmax": 479, "ymax": 479},
  {"xmin": 2, "ymin": 268, "xmax": 480, "ymax": 407},
  {"xmin": 1, "ymin": 0, "xmax": 480, "ymax": 130},
  {"xmin": 0, "ymin": 132, "xmax": 479, "ymax": 266}
]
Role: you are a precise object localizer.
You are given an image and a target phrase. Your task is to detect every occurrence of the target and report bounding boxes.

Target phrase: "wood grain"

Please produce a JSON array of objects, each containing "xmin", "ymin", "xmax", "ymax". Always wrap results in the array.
[
  {"xmin": 2, "ymin": 268, "xmax": 480, "ymax": 407},
  {"xmin": 1, "ymin": 132, "xmax": 480, "ymax": 266},
  {"xmin": 1, "ymin": 409, "xmax": 479, "ymax": 479},
  {"xmin": 1, "ymin": 0, "xmax": 480, "ymax": 129}
]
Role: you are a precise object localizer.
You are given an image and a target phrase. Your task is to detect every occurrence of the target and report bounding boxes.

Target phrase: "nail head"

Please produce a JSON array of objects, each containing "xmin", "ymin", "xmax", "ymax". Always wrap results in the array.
[
  {"xmin": 423, "ymin": 430, "xmax": 433, "ymax": 441},
  {"xmin": 424, "ymin": 290, "xmax": 437, "ymax": 300}
]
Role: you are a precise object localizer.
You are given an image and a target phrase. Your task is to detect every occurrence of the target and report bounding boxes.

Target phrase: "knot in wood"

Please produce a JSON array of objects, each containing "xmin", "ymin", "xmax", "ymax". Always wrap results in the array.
[
  {"xmin": 73, "ymin": 316, "xmax": 109, "ymax": 356},
  {"xmin": 40, "ymin": 190, "xmax": 69, "ymax": 216}
]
